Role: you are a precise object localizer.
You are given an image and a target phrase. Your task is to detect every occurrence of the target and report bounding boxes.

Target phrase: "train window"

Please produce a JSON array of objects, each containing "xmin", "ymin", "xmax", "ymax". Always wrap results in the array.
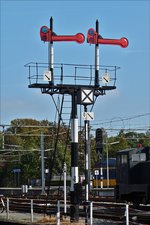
[
  {"xmin": 121, "ymin": 154, "xmax": 127, "ymax": 164},
  {"xmin": 132, "ymin": 153, "xmax": 146, "ymax": 162}
]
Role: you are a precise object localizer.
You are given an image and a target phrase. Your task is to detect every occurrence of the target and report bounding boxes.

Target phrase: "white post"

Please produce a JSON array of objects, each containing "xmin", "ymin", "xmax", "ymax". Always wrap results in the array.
[
  {"xmin": 6, "ymin": 198, "xmax": 9, "ymax": 219},
  {"xmin": 106, "ymin": 139, "xmax": 109, "ymax": 188},
  {"xmin": 100, "ymin": 167, "xmax": 103, "ymax": 189},
  {"xmin": 64, "ymin": 162, "xmax": 67, "ymax": 214},
  {"xmin": 57, "ymin": 200, "xmax": 60, "ymax": 225},
  {"xmin": 95, "ymin": 20, "xmax": 99, "ymax": 87},
  {"xmin": 49, "ymin": 17, "xmax": 54, "ymax": 84},
  {"xmin": 125, "ymin": 203, "xmax": 129, "ymax": 225},
  {"xmin": 31, "ymin": 199, "xmax": 33, "ymax": 222},
  {"xmin": 90, "ymin": 202, "xmax": 93, "ymax": 225},
  {"xmin": 41, "ymin": 132, "xmax": 45, "ymax": 195}
]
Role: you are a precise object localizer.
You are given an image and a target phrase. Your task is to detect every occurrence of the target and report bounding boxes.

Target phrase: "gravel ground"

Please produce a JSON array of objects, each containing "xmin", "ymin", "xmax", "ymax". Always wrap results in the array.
[
  {"xmin": 0, "ymin": 211, "xmax": 143, "ymax": 225},
  {"xmin": 0, "ymin": 211, "xmax": 50, "ymax": 224}
]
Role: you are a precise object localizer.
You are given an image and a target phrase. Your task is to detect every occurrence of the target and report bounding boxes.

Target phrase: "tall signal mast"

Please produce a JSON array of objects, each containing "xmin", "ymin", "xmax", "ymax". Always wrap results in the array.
[{"xmin": 26, "ymin": 18, "xmax": 128, "ymax": 222}]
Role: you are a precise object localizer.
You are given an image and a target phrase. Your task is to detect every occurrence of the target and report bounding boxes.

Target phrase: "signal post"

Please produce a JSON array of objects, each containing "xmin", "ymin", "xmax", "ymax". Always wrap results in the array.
[{"xmin": 27, "ymin": 17, "xmax": 128, "ymax": 222}]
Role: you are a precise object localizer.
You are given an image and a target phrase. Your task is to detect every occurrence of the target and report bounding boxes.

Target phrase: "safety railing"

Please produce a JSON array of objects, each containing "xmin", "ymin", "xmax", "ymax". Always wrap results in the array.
[{"xmin": 25, "ymin": 62, "xmax": 120, "ymax": 87}]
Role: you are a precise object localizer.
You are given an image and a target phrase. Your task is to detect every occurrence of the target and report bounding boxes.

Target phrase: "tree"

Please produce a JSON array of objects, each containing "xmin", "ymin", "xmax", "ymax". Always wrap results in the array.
[
  {"xmin": 20, "ymin": 151, "xmax": 40, "ymax": 185},
  {"xmin": 0, "ymin": 118, "xmax": 149, "ymax": 187},
  {"xmin": 0, "ymin": 118, "xmax": 72, "ymax": 186}
]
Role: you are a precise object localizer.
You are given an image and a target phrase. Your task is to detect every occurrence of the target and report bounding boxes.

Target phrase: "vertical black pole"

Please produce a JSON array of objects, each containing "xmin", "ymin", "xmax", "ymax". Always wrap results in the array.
[
  {"xmin": 49, "ymin": 17, "xmax": 54, "ymax": 84},
  {"xmin": 84, "ymin": 105, "xmax": 89, "ymax": 201},
  {"xmin": 95, "ymin": 19, "xmax": 99, "ymax": 87},
  {"xmin": 70, "ymin": 91, "xmax": 79, "ymax": 222},
  {"xmin": 84, "ymin": 105, "xmax": 90, "ymax": 225}
]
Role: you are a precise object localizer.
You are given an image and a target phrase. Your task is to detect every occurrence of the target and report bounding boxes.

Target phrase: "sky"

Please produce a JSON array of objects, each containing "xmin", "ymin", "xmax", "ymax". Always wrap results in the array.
[{"xmin": 0, "ymin": 0, "xmax": 150, "ymax": 134}]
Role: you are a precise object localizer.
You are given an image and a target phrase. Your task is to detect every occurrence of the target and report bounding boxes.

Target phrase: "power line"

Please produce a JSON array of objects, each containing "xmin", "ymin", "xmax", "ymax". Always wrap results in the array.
[{"xmin": 91, "ymin": 112, "xmax": 150, "ymax": 126}]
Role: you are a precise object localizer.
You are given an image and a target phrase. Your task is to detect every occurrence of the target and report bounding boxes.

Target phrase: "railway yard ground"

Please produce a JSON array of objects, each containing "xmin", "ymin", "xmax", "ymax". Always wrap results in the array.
[
  {"xmin": 0, "ymin": 196, "xmax": 150, "ymax": 225},
  {"xmin": 0, "ymin": 188, "xmax": 150, "ymax": 225},
  {"xmin": 0, "ymin": 211, "xmax": 50, "ymax": 225}
]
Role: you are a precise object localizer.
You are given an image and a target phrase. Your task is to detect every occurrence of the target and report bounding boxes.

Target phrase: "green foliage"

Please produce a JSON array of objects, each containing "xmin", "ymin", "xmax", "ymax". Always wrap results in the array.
[
  {"xmin": 102, "ymin": 130, "xmax": 150, "ymax": 158},
  {"xmin": 0, "ymin": 118, "xmax": 149, "ymax": 187},
  {"xmin": 20, "ymin": 151, "xmax": 40, "ymax": 184},
  {"xmin": 0, "ymin": 118, "xmax": 71, "ymax": 186}
]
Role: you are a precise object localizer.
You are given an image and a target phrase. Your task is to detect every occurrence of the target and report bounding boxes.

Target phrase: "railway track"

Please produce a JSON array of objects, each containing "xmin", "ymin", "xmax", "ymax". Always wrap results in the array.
[{"xmin": 1, "ymin": 197, "xmax": 150, "ymax": 224}]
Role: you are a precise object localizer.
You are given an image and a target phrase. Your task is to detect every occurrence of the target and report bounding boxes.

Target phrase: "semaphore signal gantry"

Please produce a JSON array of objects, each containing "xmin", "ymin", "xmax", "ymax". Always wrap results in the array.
[{"xmin": 25, "ymin": 17, "xmax": 128, "ymax": 223}]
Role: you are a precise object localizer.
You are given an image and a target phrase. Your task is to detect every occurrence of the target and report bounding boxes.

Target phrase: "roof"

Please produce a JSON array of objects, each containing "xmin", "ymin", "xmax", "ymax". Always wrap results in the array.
[{"xmin": 117, "ymin": 146, "xmax": 150, "ymax": 155}]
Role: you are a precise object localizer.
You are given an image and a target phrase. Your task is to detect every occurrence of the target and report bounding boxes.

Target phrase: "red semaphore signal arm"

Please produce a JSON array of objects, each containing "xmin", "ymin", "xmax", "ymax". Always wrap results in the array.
[
  {"xmin": 51, "ymin": 33, "xmax": 85, "ymax": 44},
  {"xmin": 97, "ymin": 37, "xmax": 129, "ymax": 48},
  {"xmin": 87, "ymin": 28, "xmax": 129, "ymax": 48},
  {"xmin": 40, "ymin": 26, "xmax": 85, "ymax": 44}
]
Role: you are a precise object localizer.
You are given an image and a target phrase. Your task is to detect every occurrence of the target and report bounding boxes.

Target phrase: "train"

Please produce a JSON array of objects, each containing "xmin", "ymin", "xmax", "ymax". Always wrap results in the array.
[
  {"xmin": 115, "ymin": 146, "xmax": 150, "ymax": 205},
  {"xmin": 93, "ymin": 146, "xmax": 150, "ymax": 205},
  {"xmin": 92, "ymin": 158, "xmax": 116, "ymax": 188}
]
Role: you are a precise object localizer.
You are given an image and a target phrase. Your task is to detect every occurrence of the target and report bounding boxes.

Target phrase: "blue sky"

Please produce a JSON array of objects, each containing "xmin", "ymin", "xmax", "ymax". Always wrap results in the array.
[{"xmin": 0, "ymin": 0, "xmax": 150, "ymax": 133}]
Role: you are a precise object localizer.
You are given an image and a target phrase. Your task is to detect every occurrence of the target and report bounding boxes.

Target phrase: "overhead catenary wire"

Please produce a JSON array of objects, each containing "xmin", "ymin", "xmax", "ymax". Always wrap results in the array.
[{"xmin": 91, "ymin": 112, "xmax": 150, "ymax": 126}]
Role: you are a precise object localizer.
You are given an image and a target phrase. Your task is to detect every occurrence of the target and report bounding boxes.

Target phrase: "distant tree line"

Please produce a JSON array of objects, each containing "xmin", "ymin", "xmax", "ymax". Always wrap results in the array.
[{"xmin": 0, "ymin": 118, "xmax": 149, "ymax": 187}]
